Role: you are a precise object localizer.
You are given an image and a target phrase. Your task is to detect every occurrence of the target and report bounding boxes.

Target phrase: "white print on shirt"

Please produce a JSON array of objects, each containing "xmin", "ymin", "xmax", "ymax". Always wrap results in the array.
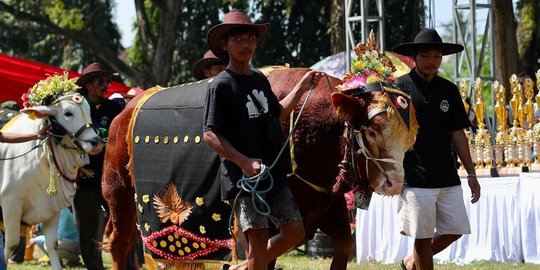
[
  {"xmin": 246, "ymin": 89, "xmax": 269, "ymax": 118},
  {"xmin": 440, "ymin": 100, "xmax": 449, "ymax": 112}
]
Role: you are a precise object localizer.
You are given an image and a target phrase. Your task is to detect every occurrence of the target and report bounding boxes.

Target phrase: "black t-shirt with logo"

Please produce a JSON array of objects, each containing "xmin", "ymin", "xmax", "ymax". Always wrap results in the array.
[
  {"xmin": 396, "ymin": 69, "xmax": 471, "ymax": 188},
  {"xmin": 203, "ymin": 69, "xmax": 286, "ymax": 200}
]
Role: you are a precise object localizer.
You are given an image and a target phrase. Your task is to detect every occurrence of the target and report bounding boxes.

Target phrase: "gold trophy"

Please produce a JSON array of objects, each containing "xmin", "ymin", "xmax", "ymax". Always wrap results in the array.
[
  {"xmin": 458, "ymin": 80, "xmax": 474, "ymax": 171},
  {"xmin": 507, "ymin": 74, "xmax": 524, "ymax": 171},
  {"xmin": 522, "ymin": 77, "xmax": 535, "ymax": 168},
  {"xmin": 473, "ymin": 78, "xmax": 493, "ymax": 170},
  {"xmin": 533, "ymin": 70, "xmax": 540, "ymax": 166},
  {"xmin": 493, "ymin": 81, "xmax": 506, "ymax": 168}
]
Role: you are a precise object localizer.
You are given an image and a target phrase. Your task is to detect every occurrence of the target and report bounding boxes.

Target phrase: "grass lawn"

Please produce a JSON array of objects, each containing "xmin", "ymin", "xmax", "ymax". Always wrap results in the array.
[{"xmin": 7, "ymin": 250, "xmax": 539, "ymax": 270}]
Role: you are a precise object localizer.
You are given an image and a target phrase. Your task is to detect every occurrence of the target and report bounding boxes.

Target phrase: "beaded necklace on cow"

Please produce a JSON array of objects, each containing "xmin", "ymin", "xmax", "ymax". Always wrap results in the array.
[{"xmin": 229, "ymin": 82, "xmax": 316, "ymax": 234}]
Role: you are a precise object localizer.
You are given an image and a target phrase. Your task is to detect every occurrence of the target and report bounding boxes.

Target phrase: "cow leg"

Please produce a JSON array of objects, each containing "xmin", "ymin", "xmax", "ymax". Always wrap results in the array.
[
  {"xmin": 42, "ymin": 211, "xmax": 63, "ymax": 270},
  {"xmin": 318, "ymin": 198, "xmax": 354, "ymax": 270},
  {"xmin": 107, "ymin": 201, "xmax": 137, "ymax": 270},
  {"xmin": 103, "ymin": 175, "xmax": 137, "ymax": 270},
  {"xmin": 2, "ymin": 202, "xmax": 22, "ymax": 264}
]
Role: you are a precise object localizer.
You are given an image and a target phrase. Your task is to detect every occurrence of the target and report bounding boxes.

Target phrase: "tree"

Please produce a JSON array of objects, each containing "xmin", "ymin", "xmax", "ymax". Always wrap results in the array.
[
  {"xmin": 0, "ymin": 0, "xmax": 121, "ymax": 71},
  {"xmin": 493, "ymin": 0, "xmax": 520, "ymax": 99},
  {"xmin": 254, "ymin": 0, "xmax": 332, "ymax": 68},
  {"xmin": 0, "ymin": 0, "xmax": 181, "ymax": 88},
  {"xmin": 516, "ymin": 0, "xmax": 540, "ymax": 77}
]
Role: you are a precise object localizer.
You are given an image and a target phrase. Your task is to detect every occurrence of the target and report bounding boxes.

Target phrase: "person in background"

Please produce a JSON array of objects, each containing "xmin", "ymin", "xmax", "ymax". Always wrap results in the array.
[
  {"xmin": 393, "ymin": 28, "xmax": 481, "ymax": 270},
  {"xmin": 74, "ymin": 62, "xmax": 123, "ymax": 270},
  {"xmin": 28, "ymin": 208, "xmax": 81, "ymax": 267},
  {"xmin": 193, "ymin": 50, "xmax": 227, "ymax": 81},
  {"xmin": 203, "ymin": 10, "xmax": 322, "ymax": 270}
]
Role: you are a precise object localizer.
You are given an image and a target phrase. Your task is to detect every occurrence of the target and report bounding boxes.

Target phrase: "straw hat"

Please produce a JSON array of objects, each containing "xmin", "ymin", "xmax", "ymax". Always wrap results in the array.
[
  {"xmin": 207, "ymin": 10, "xmax": 270, "ymax": 60},
  {"xmin": 392, "ymin": 28, "xmax": 464, "ymax": 57},
  {"xmin": 193, "ymin": 50, "xmax": 227, "ymax": 80}
]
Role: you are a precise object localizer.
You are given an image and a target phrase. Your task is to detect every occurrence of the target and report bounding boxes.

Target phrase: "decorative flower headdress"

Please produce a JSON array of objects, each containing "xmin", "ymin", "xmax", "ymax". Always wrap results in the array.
[
  {"xmin": 22, "ymin": 72, "xmax": 80, "ymax": 109},
  {"xmin": 338, "ymin": 30, "xmax": 396, "ymax": 91},
  {"xmin": 337, "ymin": 30, "xmax": 418, "ymax": 151}
]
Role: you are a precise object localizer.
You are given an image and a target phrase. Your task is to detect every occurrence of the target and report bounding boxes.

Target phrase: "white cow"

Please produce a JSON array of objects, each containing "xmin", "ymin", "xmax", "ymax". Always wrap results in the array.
[{"xmin": 0, "ymin": 91, "xmax": 102, "ymax": 270}]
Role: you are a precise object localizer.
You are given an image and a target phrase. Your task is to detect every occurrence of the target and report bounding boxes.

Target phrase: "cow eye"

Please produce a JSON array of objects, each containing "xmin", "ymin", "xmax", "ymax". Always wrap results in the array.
[
  {"xmin": 367, "ymin": 130, "xmax": 376, "ymax": 138},
  {"xmin": 64, "ymin": 111, "xmax": 73, "ymax": 117}
]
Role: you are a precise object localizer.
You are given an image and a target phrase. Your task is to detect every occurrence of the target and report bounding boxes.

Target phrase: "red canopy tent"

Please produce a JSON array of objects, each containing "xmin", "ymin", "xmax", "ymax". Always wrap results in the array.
[{"xmin": 0, "ymin": 53, "xmax": 130, "ymax": 108}]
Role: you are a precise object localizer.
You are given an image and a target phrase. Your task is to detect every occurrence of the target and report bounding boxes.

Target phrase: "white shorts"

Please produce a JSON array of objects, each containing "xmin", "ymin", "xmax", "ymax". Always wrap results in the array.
[{"xmin": 398, "ymin": 185, "xmax": 471, "ymax": 239}]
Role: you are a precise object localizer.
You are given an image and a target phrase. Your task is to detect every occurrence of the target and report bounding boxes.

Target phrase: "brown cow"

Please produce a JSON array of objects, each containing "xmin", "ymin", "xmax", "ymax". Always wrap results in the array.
[{"xmin": 102, "ymin": 68, "xmax": 417, "ymax": 270}]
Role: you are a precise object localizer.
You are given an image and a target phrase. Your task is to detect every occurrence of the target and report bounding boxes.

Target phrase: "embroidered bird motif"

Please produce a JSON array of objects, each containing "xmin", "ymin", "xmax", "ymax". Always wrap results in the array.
[{"xmin": 153, "ymin": 182, "xmax": 192, "ymax": 225}]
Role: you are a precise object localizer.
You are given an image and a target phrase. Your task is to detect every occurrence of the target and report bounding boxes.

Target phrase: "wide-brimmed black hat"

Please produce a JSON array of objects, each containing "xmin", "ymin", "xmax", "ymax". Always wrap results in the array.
[
  {"xmin": 193, "ymin": 50, "xmax": 227, "ymax": 80},
  {"xmin": 392, "ymin": 28, "xmax": 464, "ymax": 56},
  {"xmin": 207, "ymin": 10, "xmax": 270, "ymax": 60},
  {"xmin": 76, "ymin": 62, "xmax": 116, "ymax": 88}
]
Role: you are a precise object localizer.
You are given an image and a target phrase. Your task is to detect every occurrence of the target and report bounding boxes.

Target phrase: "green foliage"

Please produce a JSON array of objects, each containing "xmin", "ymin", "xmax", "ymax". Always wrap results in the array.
[
  {"xmin": 170, "ymin": 0, "xmax": 239, "ymax": 84},
  {"xmin": 41, "ymin": 0, "xmax": 84, "ymax": 30},
  {"xmin": 517, "ymin": 2, "xmax": 534, "ymax": 57},
  {"xmin": 383, "ymin": 0, "xmax": 426, "ymax": 51},
  {"xmin": 253, "ymin": 0, "xmax": 332, "ymax": 68},
  {"xmin": 516, "ymin": 0, "xmax": 540, "ymax": 75},
  {"xmin": 0, "ymin": 0, "xmax": 121, "ymax": 72}
]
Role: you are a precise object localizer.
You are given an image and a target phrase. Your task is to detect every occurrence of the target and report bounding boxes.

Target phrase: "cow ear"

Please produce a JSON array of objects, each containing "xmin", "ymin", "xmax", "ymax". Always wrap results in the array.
[
  {"xmin": 20, "ymin": 106, "xmax": 52, "ymax": 119},
  {"xmin": 331, "ymin": 92, "xmax": 366, "ymax": 122}
]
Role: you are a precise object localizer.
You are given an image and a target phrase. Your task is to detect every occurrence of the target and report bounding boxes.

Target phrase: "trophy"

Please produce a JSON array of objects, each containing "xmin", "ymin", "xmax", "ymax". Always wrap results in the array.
[
  {"xmin": 507, "ymin": 74, "xmax": 525, "ymax": 170},
  {"xmin": 522, "ymin": 77, "xmax": 535, "ymax": 168},
  {"xmin": 473, "ymin": 78, "xmax": 493, "ymax": 170},
  {"xmin": 493, "ymin": 81, "xmax": 506, "ymax": 168},
  {"xmin": 533, "ymin": 70, "xmax": 540, "ymax": 165},
  {"xmin": 458, "ymin": 80, "xmax": 473, "ymax": 170}
]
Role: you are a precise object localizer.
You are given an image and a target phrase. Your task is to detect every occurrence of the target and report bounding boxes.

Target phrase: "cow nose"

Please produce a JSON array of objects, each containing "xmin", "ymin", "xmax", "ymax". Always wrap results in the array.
[{"xmin": 90, "ymin": 137, "xmax": 102, "ymax": 146}]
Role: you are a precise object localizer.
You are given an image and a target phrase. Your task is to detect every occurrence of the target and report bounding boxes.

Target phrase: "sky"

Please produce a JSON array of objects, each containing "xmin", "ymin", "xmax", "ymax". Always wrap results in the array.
[
  {"xmin": 112, "ymin": 1, "xmax": 513, "ymax": 48},
  {"xmin": 114, "ymin": 0, "xmax": 136, "ymax": 47}
]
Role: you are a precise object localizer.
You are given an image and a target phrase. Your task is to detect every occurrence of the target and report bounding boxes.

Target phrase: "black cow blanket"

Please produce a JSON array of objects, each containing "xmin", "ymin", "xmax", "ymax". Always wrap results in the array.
[{"xmin": 130, "ymin": 79, "xmax": 234, "ymax": 265}]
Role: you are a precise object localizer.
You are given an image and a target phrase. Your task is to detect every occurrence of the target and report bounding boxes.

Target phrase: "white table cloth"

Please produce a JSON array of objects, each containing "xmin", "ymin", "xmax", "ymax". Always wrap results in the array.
[{"xmin": 356, "ymin": 175, "xmax": 539, "ymax": 264}]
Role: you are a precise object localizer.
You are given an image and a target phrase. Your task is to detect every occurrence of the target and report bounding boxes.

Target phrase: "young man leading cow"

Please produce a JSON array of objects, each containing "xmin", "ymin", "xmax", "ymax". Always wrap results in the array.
[{"xmin": 203, "ymin": 10, "xmax": 322, "ymax": 270}]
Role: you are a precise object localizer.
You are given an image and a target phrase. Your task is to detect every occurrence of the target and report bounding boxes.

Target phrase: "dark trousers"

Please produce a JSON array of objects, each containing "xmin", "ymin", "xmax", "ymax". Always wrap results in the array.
[{"xmin": 73, "ymin": 188, "xmax": 107, "ymax": 270}]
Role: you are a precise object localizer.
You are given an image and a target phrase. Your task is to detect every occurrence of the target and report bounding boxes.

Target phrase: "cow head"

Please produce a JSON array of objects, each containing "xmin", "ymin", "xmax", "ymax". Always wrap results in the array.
[
  {"xmin": 331, "ymin": 84, "xmax": 418, "ymax": 195},
  {"xmin": 21, "ymin": 91, "xmax": 103, "ymax": 155}
]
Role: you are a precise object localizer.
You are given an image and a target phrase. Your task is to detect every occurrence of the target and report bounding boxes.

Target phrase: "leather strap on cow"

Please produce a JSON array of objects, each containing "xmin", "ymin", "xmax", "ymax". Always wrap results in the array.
[{"xmin": 286, "ymin": 111, "xmax": 328, "ymax": 193}]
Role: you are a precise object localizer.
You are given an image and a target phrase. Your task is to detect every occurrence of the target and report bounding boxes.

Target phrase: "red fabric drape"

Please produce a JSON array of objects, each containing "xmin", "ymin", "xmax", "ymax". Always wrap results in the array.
[{"xmin": 0, "ymin": 53, "xmax": 130, "ymax": 108}]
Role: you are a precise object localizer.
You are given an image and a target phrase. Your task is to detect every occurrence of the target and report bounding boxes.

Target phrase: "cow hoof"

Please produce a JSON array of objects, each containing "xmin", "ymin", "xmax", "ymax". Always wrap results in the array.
[{"xmin": 220, "ymin": 263, "xmax": 230, "ymax": 270}]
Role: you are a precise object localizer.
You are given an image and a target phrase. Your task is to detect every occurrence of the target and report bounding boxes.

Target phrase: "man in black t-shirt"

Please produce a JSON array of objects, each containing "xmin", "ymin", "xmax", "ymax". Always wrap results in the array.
[
  {"xmin": 203, "ymin": 10, "xmax": 322, "ymax": 270},
  {"xmin": 393, "ymin": 29, "xmax": 481, "ymax": 270}
]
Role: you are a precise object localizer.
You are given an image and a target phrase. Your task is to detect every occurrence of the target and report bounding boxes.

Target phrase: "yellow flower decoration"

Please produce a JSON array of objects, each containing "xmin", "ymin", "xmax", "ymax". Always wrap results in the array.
[
  {"xmin": 138, "ymin": 204, "xmax": 144, "ymax": 213},
  {"xmin": 212, "ymin": 213, "xmax": 221, "ymax": 221},
  {"xmin": 199, "ymin": 226, "xmax": 206, "ymax": 234},
  {"xmin": 134, "ymin": 193, "xmax": 138, "ymax": 202},
  {"xmin": 366, "ymin": 75, "xmax": 382, "ymax": 83},
  {"xmin": 23, "ymin": 72, "xmax": 80, "ymax": 108},
  {"xmin": 142, "ymin": 194, "xmax": 150, "ymax": 203},
  {"xmin": 144, "ymin": 223, "xmax": 150, "ymax": 232},
  {"xmin": 195, "ymin": 197, "xmax": 204, "ymax": 206}
]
